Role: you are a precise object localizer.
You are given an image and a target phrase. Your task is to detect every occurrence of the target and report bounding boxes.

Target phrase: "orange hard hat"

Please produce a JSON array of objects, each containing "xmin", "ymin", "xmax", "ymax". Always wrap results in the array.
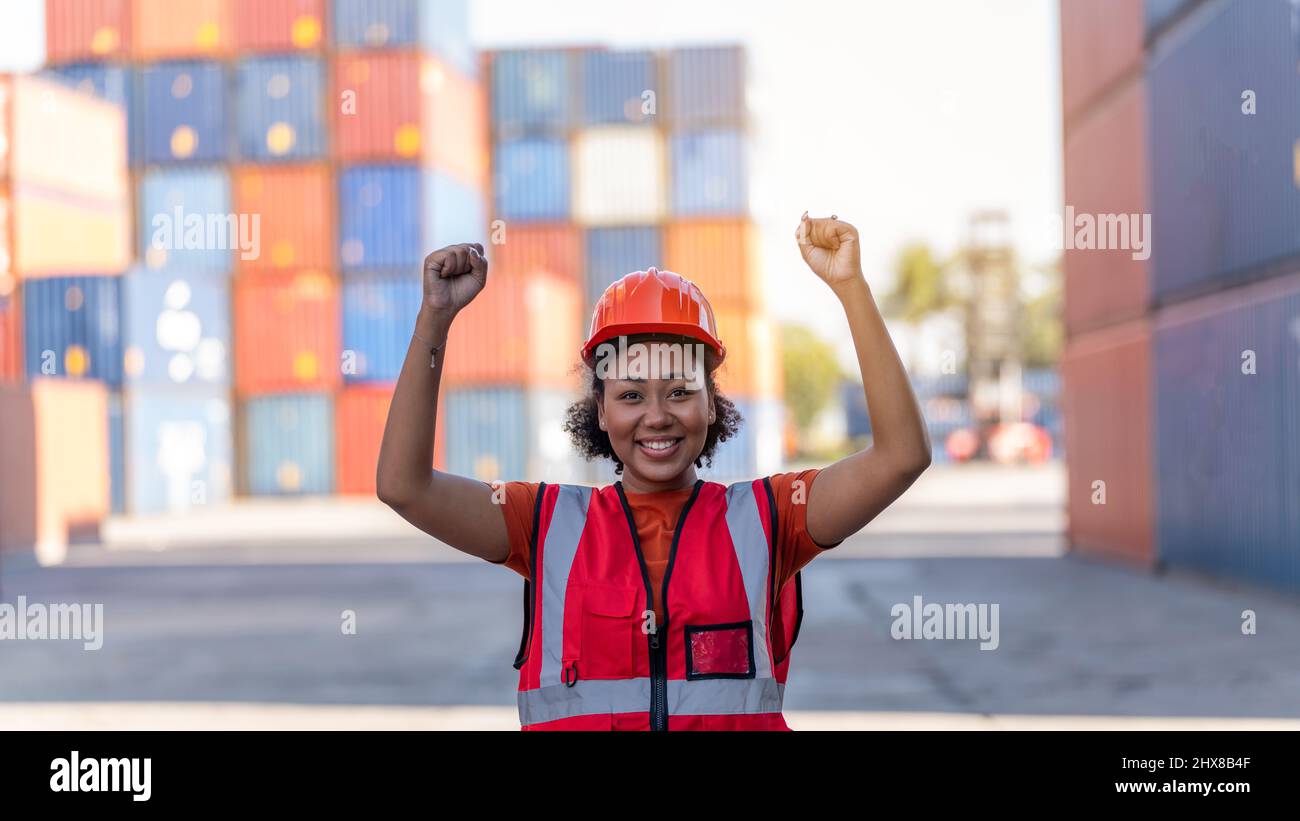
[{"xmin": 582, "ymin": 267, "xmax": 726, "ymax": 365}]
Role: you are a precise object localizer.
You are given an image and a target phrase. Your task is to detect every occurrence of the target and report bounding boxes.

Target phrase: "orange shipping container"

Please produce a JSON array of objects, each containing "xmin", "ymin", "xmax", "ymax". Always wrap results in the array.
[
  {"xmin": 45, "ymin": 0, "xmax": 132, "ymax": 63},
  {"xmin": 664, "ymin": 220, "xmax": 760, "ymax": 310},
  {"xmin": 443, "ymin": 271, "xmax": 580, "ymax": 389},
  {"xmin": 1060, "ymin": 0, "xmax": 1143, "ymax": 125},
  {"xmin": 5, "ymin": 185, "xmax": 131, "ymax": 276},
  {"xmin": 335, "ymin": 385, "xmax": 444, "ymax": 495},
  {"xmin": 492, "ymin": 224, "xmax": 582, "ymax": 284},
  {"xmin": 333, "ymin": 52, "xmax": 487, "ymax": 188},
  {"xmin": 233, "ymin": 164, "xmax": 334, "ymax": 273},
  {"xmin": 234, "ymin": 270, "xmax": 340, "ymax": 393},
  {"xmin": 0, "ymin": 273, "xmax": 20, "ymax": 381},
  {"xmin": 232, "ymin": 0, "xmax": 325, "ymax": 52},
  {"xmin": 133, "ymin": 0, "xmax": 232, "ymax": 59},
  {"xmin": 1061, "ymin": 318, "xmax": 1155, "ymax": 566},
  {"xmin": 0, "ymin": 379, "xmax": 110, "ymax": 564},
  {"xmin": 713, "ymin": 305, "xmax": 782, "ymax": 398}
]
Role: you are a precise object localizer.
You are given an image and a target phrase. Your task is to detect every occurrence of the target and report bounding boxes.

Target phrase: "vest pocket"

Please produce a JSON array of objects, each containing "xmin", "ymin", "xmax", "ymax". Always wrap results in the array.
[
  {"xmin": 685, "ymin": 620, "xmax": 756, "ymax": 680},
  {"xmin": 578, "ymin": 584, "xmax": 640, "ymax": 679}
]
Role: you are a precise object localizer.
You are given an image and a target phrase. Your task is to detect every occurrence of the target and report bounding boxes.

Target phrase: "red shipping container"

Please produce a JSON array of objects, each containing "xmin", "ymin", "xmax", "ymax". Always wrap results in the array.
[
  {"xmin": 713, "ymin": 304, "xmax": 782, "ymax": 398},
  {"xmin": 664, "ymin": 220, "xmax": 760, "ymax": 311},
  {"xmin": 1060, "ymin": 0, "xmax": 1143, "ymax": 124},
  {"xmin": 334, "ymin": 52, "xmax": 487, "ymax": 187},
  {"xmin": 234, "ymin": 270, "xmax": 340, "ymax": 393},
  {"xmin": 232, "ymin": 0, "xmax": 325, "ymax": 52},
  {"xmin": 133, "ymin": 0, "xmax": 233, "ymax": 60},
  {"xmin": 1063, "ymin": 80, "xmax": 1149, "ymax": 337},
  {"xmin": 1061, "ymin": 318, "xmax": 1155, "ymax": 566},
  {"xmin": 233, "ymin": 164, "xmax": 334, "ymax": 273},
  {"xmin": 45, "ymin": 0, "xmax": 132, "ymax": 62},
  {"xmin": 491, "ymin": 224, "xmax": 582, "ymax": 285},
  {"xmin": 0, "ymin": 273, "xmax": 20, "ymax": 381},
  {"xmin": 443, "ymin": 270, "xmax": 580, "ymax": 389},
  {"xmin": 335, "ymin": 384, "xmax": 445, "ymax": 496}
]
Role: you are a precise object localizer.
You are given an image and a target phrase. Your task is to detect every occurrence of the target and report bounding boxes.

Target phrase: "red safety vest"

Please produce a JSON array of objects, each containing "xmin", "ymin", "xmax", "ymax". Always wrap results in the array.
[{"xmin": 512, "ymin": 478, "xmax": 804, "ymax": 731}]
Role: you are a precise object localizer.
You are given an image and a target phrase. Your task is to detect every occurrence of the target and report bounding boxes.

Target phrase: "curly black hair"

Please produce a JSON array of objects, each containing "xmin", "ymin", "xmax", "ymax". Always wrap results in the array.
[{"xmin": 563, "ymin": 339, "xmax": 743, "ymax": 475}]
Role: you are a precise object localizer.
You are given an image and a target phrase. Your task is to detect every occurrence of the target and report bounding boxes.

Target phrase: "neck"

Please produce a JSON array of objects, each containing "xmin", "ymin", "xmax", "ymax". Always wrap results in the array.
[{"xmin": 620, "ymin": 465, "xmax": 699, "ymax": 494}]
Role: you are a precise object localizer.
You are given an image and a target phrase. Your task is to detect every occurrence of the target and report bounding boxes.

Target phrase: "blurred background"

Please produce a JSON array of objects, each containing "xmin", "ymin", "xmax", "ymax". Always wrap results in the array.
[{"xmin": 0, "ymin": 0, "xmax": 1297, "ymax": 730}]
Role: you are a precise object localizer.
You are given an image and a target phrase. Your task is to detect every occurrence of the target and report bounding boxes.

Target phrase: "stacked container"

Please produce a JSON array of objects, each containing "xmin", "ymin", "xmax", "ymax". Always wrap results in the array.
[
  {"xmin": 0, "ymin": 73, "xmax": 129, "ymax": 559},
  {"xmin": 485, "ymin": 44, "xmax": 784, "ymax": 483}
]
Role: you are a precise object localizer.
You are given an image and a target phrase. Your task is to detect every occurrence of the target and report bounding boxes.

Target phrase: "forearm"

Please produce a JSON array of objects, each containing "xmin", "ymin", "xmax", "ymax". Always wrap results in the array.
[{"xmin": 375, "ymin": 306, "xmax": 453, "ymax": 504}]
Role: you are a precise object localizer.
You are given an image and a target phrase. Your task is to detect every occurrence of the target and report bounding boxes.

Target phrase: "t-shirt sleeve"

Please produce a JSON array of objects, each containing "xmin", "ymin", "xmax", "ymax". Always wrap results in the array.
[
  {"xmin": 492, "ymin": 481, "xmax": 540, "ymax": 581},
  {"xmin": 768, "ymin": 468, "xmax": 843, "ymax": 591}
]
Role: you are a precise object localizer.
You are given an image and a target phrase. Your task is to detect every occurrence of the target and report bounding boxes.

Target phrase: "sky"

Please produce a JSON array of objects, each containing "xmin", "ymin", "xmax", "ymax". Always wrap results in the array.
[{"xmin": 0, "ymin": 0, "xmax": 1062, "ymax": 359}]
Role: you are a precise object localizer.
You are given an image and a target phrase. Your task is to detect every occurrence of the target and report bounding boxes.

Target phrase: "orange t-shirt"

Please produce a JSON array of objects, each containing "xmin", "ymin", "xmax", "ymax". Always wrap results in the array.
[{"xmin": 490, "ymin": 469, "xmax": 838, "ymax": 625}]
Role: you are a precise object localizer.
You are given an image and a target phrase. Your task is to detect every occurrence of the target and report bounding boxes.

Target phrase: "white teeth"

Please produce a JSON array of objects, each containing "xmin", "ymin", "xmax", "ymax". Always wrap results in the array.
[{"xmin": 642, "ymin": 439, "xmax": 677, "ymax": 451}]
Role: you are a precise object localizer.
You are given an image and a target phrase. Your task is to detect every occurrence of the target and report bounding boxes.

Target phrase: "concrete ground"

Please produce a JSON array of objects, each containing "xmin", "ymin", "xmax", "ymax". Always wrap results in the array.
[{"xmin": 2, "ymin": 461, "xmax": 1299, "ymax": 730}]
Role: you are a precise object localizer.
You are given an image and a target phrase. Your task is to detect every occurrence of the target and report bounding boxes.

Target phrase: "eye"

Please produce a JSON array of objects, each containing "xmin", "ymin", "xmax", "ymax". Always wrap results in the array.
[{"xmin": 618, "ymin": 390, "xmax": 641, "ymax": 401}]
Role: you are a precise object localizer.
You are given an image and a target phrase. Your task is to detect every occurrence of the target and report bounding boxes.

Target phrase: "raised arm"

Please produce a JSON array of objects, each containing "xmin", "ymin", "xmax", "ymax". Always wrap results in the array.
[
  {"xmin": 795, "ymin": 213, "xmax": 932, "ymax": 545},
  {"xmin": 375, "ymin": 243, "xmax": 511, "ymax": 562}
]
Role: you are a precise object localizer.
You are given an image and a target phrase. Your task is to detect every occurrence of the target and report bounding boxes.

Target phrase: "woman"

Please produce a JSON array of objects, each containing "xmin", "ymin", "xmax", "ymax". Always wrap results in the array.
[{"xmin": 377, "ymin": 213, "xmax": 931, "ymax": 730}]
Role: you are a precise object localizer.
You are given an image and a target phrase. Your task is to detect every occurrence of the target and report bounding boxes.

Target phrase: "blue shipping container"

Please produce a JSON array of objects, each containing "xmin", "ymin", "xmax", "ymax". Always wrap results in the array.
[
  {"xmin": 122, "ymin": 269, "xmax": 230, "ymax": 387},
  {"xmin": 339, "ymin": 166, "xmax": 486, "ymax": 271},
  {"xmin": 138, "ymin": 167, "xmax": 234, "ymax": 275},
  {"xmin": 139, "ymin": 61, "xmax": 229, "ymax": 164},
  {"xmin": 1148, "ymin": 0, "xmax": 1300, "ymax": 301},
  {"xmin": 585, "ymin": 226, "xmax": 661, "ymax": 308},
  {"xmin": 341, "ymin": 270, "xmax": 422, "ymax": 383},
  {"xmin": 491, "ymin": 50, "xmax": 573, "ymax": 133},
  {"xmin": 446, "ymin": 387, "xmax": 527, "ymax": 481},
  {"xmin": 583, "ymin": 50, "xmax": 657, "ymax": 125},
  {"xmin": 1155, "ymin": 282, "xmax": 1300, "ymax": 591},
  {"xmin": 108, "ymin": 391, "xmax": 124, "ymax": 514},
  {"xmin": 666, "ymin": 46, "xmax": 745, "ymax": 127},
  {"xmin": 124, "ymin": 388, "xmax": 234, "ymax": 514},
  {"xmin": 1145, "ymin": 0, "xmax": 1194, "ymax": 35},
  {"xmin": 670, "ymin": 130, "xmax": 748, "ymax": 216},
  {"xmin": 235, "ymin": 56, "xmax": 326, "ymax": 161},
  {"xmin": 493, "ymin": 137, "xmax": 570, "ymax": 221},
  {"xmin": 44, "ymin": 63, "xmax": 143, "ymax": 165},
  {"xmin": 334, "ymin": 0, "xmax": 476, "ymax": 76},
  {"xmin": 243, "ymin": 393, "xmax": 334, "ymax": 495},
  {"xmin": 23, "ymin": 275, "xmax": 122, "ymax": 385}
]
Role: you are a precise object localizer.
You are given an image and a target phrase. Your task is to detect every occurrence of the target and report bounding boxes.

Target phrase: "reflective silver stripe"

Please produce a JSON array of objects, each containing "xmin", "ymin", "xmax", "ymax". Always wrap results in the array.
[
  {"xmin": 519, "ymin": 677, "xmax": 784, "ymax": 726},
  {"xmin": 539, "ymin": 485, "xmax": 592, "ymax": 688},
  {"xmin": 725, "ymin": 480, "xmax": 774, "ymax": 678}
]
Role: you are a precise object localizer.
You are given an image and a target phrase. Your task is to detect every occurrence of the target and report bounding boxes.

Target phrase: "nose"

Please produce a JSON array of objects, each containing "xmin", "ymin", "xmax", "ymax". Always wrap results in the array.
[{"xmin": 642, "ymin": 394, "xmax": 674, "ymax": 429}]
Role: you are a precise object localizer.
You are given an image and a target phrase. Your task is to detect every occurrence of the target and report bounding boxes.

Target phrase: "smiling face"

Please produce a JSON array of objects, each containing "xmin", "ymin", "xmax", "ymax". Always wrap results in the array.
[{"xmin": 596, "ymin": 372, "xmax": 716, "ymax": 493}]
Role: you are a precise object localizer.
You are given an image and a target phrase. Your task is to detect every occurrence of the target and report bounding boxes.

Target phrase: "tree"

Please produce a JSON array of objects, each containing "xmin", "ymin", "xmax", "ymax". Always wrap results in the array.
[
  {"xmin": 1020, "ymin": 256, "xmax": 1062, "ymax": 368},
  {"xmin": 886, "ymin": 242, "xmax": 954, "ymax": 322},
  {"xmin": 780, "ymin": 323, "xmax": 844, "ymax": 443}
]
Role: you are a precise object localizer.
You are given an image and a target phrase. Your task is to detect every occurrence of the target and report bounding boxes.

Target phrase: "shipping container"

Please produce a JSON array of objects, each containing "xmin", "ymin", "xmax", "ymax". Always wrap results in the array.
[
  {"xmin": 132, "ymin": 0, "xmax": 233, "ymax": 60},
  {"xmin": 333, "ymin": 0, "xmax": 476, "ymax": 76},
  {"xmin": 233, "ymin": 270, "xmax": 340, "ymax": 393},
  {"xmin": 1063, "ymin": 79, "xmax": 1150, "ymax": 336},
  {"xmin": 232, "ymin": 0, "xmax": 326, "ymax": 52},
  {"xmin": 571, "ymin": 126, "xmax": 667, "ymax": 225},
  {"xmin": 493, "ymin": 224, "xmax": 582, "ymax": 287},
  {"xmin": 583, "ymin": 49, "xmax": 657, "ymax": 125},
  {"xmin": 493, "ymin": 136, "xmax": 569, "ymax": 221},
  {"xmin": 339, "ymin": 166, "xmax": 486, "ymax": 271},
  {"xmin": 585, "ymin": 226, "xmax": 661, "ymax": 308},
  {"xmin": 1148, "ymin": 0, "xmax": 1300, "ymax": 303},
  {"xmin": 422, "ymin": 56, "xmax": 488, "ymax": 187},
  {"xmin": 241, "ymin": 392, "xmax": 333, "ymax": 495},
  {"xmin": 670, "ymin": 130, "xmax": 748, "ymax": 216},
  {"xmin": 45, "ymin": 0, "xmax": 133, "ymax": 63},
  {"xmin": 444, "ymin": 386, "xmax": 585, "ymax": 482},
  {"xmin": 122, "ymin": 268, "xmax": 229, "ymax": 387},
  {"xmin": 713, "ymin": 305, "xmax": 781, "ymax": 398},
  {"xmin": 139, "ymin": 61, "xmax": 229, "ymax": 164},
  {"xmin": 443, "ymin": 269, "xmax": 580, "ymax": 388},
  {"xmin": 138, "ymin": 166, "xmax": 234, "ymax": 274},
  {"xmin": 233, "ymin": 164, "xmax": 334, "ymax": 273},
  {"xmin": 107, "ymin": 389, "xmax": 123, "ymax": 513},
  {"xmin": 123, "ymin": 387, "xmax": 233, "ymax": 513},
  {"xmin": 23, "ymin": 275, "xmax": 122, "ymax": 384},
  {"xmin": 665, "ymin": 46, "xmax": 745, "ymax": 127},
  {"xmin": 335, "ymin": 384, "xmax": 445, "ymax": 495},
  {"xmin": 0, "ymin": 274, "xmax": 20, "ymax": 381},
  {"xmin": 0, "ymin": 380, "xmax": 110, "ymax": 562},
  {"xmin": 663, "ymin": 220, "xmax": 757, "ymax": 309},
  {"xmin": 1145, "ymin": 0, "xmax": 1195, "ymax": 37},
  {"xmin": 490, "ymin": 49, "xmax": 573, "ymax": 134},
  {"xmin": 341, "ymin": 270, "xmax": 422, "ymax": 383},
  {"xmin": 1154, "ymin": 272, "xmax": 1300, "ymax": 591},
  {"xmin": 43, "ymin": 63, "xmax": 142, "ymax": 165},
  {"xmin": 235, "ymin": 56, "xmax": 326, "ymax": 161},
  {"xmin": 5, "ymin": 185, "xmax": 132, "ymax": 276},
  {"xmin": 1061, "ymin": 318, "xmax": 1155, "ymax": 565},
  {"xmin": 1059, "ymin": 0, "xmax": 1144, "ymax": 123},
  {"xmin": 0, "ymin": 74, "xmax": 129, "ymax": 201}
]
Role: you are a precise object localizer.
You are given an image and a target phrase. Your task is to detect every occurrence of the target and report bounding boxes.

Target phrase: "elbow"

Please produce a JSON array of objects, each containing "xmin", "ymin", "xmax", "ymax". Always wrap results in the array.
[
  {"xmin": 375, "ymin": 471, "xmax": 411, "ymax": 510},
  {"xmin": 893, "ymin": 446, "xmax": 932, "ymax": 484}
]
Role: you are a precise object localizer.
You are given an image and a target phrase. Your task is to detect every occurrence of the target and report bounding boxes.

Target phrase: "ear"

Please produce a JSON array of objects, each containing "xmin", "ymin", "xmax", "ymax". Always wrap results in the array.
[{"xmin": 596, "ymin": 398, "xmax": 607, "ymax": 431}]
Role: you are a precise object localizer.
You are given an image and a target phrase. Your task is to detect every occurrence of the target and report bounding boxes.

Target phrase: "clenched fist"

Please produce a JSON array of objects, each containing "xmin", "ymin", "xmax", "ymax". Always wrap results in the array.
[
  {"xmin": 423, "ymin": 243, "xmax": 487, "ymax": 317},
  {"xmin": 795, "ymin": 212, "xmax": 864, "ymax": 292}
]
